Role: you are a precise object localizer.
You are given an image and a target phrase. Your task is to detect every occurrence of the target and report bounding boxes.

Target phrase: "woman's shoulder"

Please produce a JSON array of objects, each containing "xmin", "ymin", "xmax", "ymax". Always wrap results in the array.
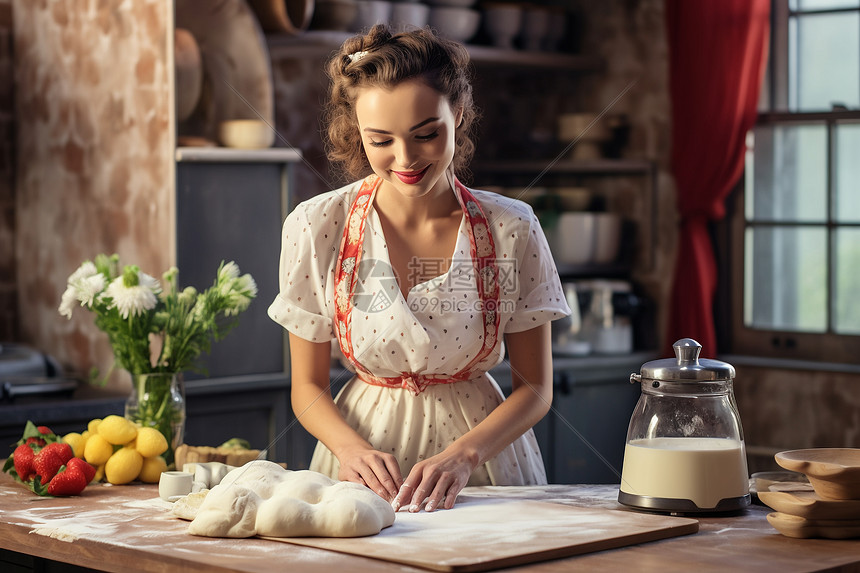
[{"xmin": 467, "ymin": 187, "xmax": 537, "ymax": 225}]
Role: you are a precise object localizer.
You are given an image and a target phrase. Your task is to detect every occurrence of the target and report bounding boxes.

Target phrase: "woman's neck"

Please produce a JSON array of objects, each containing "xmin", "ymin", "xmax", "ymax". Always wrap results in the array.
[{"xmin": 374, "ymin": 179, "xmax": 461, "ymax": 228}]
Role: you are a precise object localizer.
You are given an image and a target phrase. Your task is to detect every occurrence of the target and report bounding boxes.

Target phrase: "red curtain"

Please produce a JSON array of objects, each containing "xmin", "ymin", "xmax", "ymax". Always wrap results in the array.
[{"xmin": 663, "ymin": 0, "xmax": 770, "ymax": 357}]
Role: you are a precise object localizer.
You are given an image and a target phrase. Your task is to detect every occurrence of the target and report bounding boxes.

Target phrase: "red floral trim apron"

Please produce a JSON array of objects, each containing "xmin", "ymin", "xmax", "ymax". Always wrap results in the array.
[{"xmin": 333, "ymin": 174, "xmax": 500, "ymax": 396}]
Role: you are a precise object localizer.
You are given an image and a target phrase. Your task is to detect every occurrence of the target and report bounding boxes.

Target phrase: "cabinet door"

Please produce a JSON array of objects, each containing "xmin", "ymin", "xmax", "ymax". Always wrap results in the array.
[
  {"xmin": 176, "ymin": 162, "xmax": 287, "ymax": 380},
  {"xmin": 549, "ymin": 373, "xmax": 639, "ymax": 484}
]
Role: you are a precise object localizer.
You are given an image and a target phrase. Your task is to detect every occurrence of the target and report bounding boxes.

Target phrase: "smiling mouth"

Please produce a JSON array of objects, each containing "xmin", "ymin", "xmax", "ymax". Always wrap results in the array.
[{"xmin": 393, "ymin": 165, "xmax": 430, "ymax": 184}]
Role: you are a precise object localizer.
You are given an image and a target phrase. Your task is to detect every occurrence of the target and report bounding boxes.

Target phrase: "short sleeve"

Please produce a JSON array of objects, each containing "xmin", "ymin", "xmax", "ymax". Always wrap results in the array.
[
  {"xmin": 505, "ymin": 208, "xmax": 571, "ymax": 333},
  {"xmin": 267, "ymin": 202, "xmax": 337, "ymax": 343}
]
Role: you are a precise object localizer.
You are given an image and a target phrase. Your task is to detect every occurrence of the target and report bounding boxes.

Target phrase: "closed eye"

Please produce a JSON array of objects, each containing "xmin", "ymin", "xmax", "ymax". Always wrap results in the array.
[
  {"xmin": 416, "ymin": 131, "xmax": 439, "ymax": 141},
  {"xmin": 368, "ymin": 139, "xmax": 391, "ymax": 147}
]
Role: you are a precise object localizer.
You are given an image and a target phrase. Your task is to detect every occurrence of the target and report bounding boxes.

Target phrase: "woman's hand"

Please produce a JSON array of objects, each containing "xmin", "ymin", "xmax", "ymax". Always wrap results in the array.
[
  {"xmin": 391, "ymin": 447, "xmax": 478, "ymax": 513},
  {"xmin": 337, "ymin": 445, "xmax": 403, "ymax": 503}
]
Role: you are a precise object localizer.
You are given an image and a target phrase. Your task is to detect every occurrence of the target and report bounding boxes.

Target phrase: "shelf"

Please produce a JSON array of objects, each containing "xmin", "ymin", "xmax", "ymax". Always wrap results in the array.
[
  {"xmin": 472, "ymin": 158, "xmax": 654, "ymax": 176},
  {"xmin": 175, "ymin": 146, "xmax": 303, "ymax": 163},
  {"xmin": 265, "ymin": 31, "xmax": 603, "ymax": 71}
]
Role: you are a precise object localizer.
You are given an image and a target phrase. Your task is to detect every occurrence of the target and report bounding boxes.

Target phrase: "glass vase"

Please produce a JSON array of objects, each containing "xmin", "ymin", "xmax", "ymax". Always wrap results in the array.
[{"xmin": 124, "ymin": 372, "xmax": 186, "ymax": 468}]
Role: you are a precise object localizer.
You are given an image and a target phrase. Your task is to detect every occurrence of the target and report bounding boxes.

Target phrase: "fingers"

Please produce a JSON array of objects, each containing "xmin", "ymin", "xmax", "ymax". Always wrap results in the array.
[
  {"xmin": 397, "ymin": 468, "xmax": 463, "ymax": 513},
  {"xmin": 341, "ymin": 453, "xmax": 401, "ymax": 502},
  {"xmin": 419, "ymin": 473, "xmax": 461, "ymax": 513},
  {"xmin": 358, "ymin": 460, "xmax": 400, "ymax": 501}
]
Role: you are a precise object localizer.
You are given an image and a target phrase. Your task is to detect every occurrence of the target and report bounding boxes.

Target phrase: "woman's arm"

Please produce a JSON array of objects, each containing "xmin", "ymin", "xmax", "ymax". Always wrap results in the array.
[
  {"xmin": 288, "ymin": 333, "xmax": 403, "ymax": 501},
  {"xmin": 393, "ymin": 321, "xmax": 553, "ymax": 512}
]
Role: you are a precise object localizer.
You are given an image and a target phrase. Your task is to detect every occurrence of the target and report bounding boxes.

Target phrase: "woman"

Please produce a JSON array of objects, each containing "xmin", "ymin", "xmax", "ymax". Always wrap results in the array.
[{"xmin": 268, "ymin": 24, "xmax": 569, "ymax": 513}]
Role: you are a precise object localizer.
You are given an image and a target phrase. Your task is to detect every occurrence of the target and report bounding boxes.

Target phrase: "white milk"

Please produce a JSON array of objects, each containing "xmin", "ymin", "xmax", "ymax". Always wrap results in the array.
[{"xmin": 619, "ymin": 437, "xmax": 749, "ymax": 509}]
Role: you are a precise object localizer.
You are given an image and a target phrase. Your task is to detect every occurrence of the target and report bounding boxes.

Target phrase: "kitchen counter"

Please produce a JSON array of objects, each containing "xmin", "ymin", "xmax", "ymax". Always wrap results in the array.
[{"xmin": 1, "ymin": 472, "xmax": 858, "ymax": 572}]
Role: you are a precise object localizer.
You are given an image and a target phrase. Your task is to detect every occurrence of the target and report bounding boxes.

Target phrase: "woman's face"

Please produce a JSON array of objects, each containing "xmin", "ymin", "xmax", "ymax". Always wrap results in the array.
[{"xmin": 354, "ymin": 78, "xmax": 462, "ymax": 199}]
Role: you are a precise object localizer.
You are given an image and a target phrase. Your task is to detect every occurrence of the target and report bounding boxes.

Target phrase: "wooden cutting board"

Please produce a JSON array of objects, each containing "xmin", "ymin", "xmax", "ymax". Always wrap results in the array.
[{"xmin": 265, "ymin": 495, "xmax": 699, "ymax": 572}]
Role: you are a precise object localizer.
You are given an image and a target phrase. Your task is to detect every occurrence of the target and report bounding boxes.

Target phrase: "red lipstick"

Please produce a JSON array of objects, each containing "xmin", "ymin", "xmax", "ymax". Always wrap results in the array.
[{"xmin": 393, "ymin": 166, "xmax": 429, "ymax": 184}]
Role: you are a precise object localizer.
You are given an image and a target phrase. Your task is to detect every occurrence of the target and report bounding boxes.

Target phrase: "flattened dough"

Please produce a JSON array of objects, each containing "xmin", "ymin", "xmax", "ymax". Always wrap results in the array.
[{"xmin": 186, "ymin": 460, "xmax": 395, "ymax": 538}]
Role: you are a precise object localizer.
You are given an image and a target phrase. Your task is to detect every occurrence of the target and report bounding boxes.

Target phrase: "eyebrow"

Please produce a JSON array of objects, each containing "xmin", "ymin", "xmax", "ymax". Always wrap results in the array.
[{"xmin": 362, "ymin": 117, "xmax": 439, "ymax": 135}]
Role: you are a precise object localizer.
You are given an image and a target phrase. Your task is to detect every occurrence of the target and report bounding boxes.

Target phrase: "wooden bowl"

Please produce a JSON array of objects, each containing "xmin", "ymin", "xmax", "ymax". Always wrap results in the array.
[
  {"xmin": 775, "ymin": 448, "xmax": 860, "ymax": 500},
  {"xmin": 247, "ymin": 0, "xmax": 314, "ymax": 34}
]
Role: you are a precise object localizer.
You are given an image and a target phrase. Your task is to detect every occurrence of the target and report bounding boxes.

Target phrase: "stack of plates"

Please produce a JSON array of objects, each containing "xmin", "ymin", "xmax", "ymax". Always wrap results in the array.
[{"xmin": 760, "ymin": 448, "xmax": 860, "ymax": 539}]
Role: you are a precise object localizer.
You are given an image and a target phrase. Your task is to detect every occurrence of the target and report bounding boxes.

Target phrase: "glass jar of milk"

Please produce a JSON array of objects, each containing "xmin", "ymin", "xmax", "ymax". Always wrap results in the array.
[{"xmin": 618, "ymin": 338, "xmax": 751, "ymax": 514}]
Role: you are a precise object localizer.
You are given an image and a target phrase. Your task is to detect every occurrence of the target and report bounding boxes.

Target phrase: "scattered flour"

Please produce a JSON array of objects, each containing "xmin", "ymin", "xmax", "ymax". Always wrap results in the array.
[{"xmin": 30, "ymin": 527, "xmax": 79, "ymax": 542}]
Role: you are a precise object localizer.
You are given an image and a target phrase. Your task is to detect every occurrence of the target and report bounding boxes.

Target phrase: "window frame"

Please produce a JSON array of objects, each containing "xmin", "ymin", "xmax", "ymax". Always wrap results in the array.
[{"xmin": 724, "ymin": 0, "xmax": 860, "ymax": 363}]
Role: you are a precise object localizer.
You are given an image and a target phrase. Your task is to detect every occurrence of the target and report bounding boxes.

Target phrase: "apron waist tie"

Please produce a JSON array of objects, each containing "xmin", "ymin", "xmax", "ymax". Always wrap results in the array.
[{"xmin": 356, "ymin": 371, "xmax": 470, "ymax": 396}]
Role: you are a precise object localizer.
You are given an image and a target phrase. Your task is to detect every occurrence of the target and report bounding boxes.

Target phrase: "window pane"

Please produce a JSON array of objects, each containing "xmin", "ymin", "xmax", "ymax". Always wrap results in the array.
[
  {"xmin": 746, "ymin": 124, "xmax": 827, "ymax": 222},
  {"xmin": 834, "ymin": 228, "xmax": 860, "ymax": 333},
  {"xmin": 835, "ymin": 122, "xmax": 860, "ymax": 222},
  {"xmin": 790, "ymin": 0, "xmax": 860, "ymax": 10},
  {"xmin": 744, "ymin": 226, "xmax": 827, "ymax": 332},
  {"xmin": 789, "ymin": 12, "xmax": 860, "ymax": 111}
]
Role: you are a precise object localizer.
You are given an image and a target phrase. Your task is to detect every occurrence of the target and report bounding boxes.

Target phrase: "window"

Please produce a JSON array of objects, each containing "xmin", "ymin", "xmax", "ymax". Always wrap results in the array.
[{"xmin": 727, "ymin": 0, "xmax": 860, "ymax": 362}]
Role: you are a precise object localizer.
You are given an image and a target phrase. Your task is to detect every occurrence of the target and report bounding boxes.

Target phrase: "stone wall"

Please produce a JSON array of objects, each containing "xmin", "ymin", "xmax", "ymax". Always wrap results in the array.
[
  {"xmin": 12, "ymin": 0, "xmax": 174, "ymax": 389},
  {"xmin": 0, "ymin": 0, "xmax": 15, "ymax": 341}
]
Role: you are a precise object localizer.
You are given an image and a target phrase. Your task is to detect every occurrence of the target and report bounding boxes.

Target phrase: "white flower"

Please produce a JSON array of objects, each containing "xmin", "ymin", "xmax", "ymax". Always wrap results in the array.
[
  {"xmin": 218, "ymin": 261, "xmax": 240, "ymax": 282},
  {"xmin": 59, "ymin": 261, "xmax": 107, "ymax": 317},
  {"xmin": 76, "ymin": 273, "xmax": 106, "ymax": 308},
  {"xmin": 238, "ymin": 274, "xmax": 258, "ymax": 299},
  {"xmin": 68, "ymin": 261, "xmax": 98, "ymax": 284},
  {"xmin": 178, "ymin": 286, "xmax": 197, "ymax": 306},
  {"xmin": 59, "ymin": 286, "xmax": 78, "ymax": 319},
  {"xmin": 105, "ymin": 271, "xmax": 161, "ymax": 319}
]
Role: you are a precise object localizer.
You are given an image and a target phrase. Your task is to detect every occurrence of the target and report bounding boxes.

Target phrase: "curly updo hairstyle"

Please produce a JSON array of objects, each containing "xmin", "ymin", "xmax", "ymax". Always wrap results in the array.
[{"xmin": 323, "ymin": 24, "xmax": 479, "ymax": 183}]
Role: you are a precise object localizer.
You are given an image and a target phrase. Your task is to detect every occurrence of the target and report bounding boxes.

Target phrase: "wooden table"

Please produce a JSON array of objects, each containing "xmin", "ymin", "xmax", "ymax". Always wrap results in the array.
[{"xmin": 1, "ymin": 472, "xmax": 858, "ymax": 572}]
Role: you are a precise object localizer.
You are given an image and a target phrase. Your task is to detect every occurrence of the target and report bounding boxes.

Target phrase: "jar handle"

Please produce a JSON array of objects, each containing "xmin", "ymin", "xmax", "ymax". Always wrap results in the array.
[{"xmin": 673, "ymin": 338, "xmax": 702, "ymax": 366}]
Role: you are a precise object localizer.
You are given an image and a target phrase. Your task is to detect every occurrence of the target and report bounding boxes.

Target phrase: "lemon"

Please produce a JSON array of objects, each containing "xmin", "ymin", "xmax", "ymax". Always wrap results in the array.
[
  {"xmin": 137, "ymin": 455, "xmax": 167, "ymax": 483},
  {"xmin": 135, "ymin": 427, "xmax": 168, "ymax": 458},
  {"xmin": 87, "ymin": 418, "xmax": 102, "ymax": 434},
  {"xmin": 98, "ymin": 415, "xmax": 138, "ymax": 445},
  {"xmin": 63, "ymin": 432, "xmax": 86, "ymax": 458},
  {"xmin": 84, "ymin": 434, "xmax": 115, "ymax": 466},
  {"xmin": 105, "ymin": 447, "xmax": 143, "ymax": 485},
  {"xmin": 94, "ymin": 464, "xmax": 106, "ymax": 482}
]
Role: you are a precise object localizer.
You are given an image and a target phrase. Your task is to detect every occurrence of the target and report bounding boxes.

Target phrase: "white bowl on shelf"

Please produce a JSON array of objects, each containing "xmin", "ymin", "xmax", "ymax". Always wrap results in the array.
[
  {"xmin": 482, "ymin": 3, "xmax": 522, "ymax": 49},
  {"xmin": 351, "ymin": 0, "xmax": 393, "ymax": 32},
  {"xmin": 218, "ymin": 119, "xmax": 275, "ymax": 149},
  {"xmin": 391, "ymin": 2, "xmax": 430, "ymax": 32},
  {"xmin": 521, "ymin": 7, "xmax": 549, "ymax": 52},
  {"xmin": 546, "ymin": 212, "xmax": 594, "ymax": 265},
  {"xmin": 428, "ymin": 7, "xmax": 480, "ymax": 43},
  {"xmin": 592, "ymin": 213, "xmax": 622, "ymax": 264}
]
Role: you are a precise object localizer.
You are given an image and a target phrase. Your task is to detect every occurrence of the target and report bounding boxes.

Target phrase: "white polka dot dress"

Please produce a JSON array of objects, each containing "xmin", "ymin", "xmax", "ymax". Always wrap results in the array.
[{"xmin": 268, "ymin": 180, "xmax": 570, "ymax": 486}]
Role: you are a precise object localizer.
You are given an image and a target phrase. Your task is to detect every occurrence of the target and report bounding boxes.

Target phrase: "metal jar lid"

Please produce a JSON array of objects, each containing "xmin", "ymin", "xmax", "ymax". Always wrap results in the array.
[{"xmin": 636, "ymin": 338, "xmax": 735, "ymax": 382}]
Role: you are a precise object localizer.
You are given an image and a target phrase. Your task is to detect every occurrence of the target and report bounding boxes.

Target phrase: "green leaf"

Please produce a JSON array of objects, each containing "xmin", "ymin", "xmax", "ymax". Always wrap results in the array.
[
  {"xmin": 3, "ymin": 454, "xmax": 15, "ymax": 474},
  {"xmin": 19, "ymin": 420, "xmax": 40, "ymax": 442},
  {"xmin": 32, "ymin": 476, "xmax": 52, "ymax": 497}
]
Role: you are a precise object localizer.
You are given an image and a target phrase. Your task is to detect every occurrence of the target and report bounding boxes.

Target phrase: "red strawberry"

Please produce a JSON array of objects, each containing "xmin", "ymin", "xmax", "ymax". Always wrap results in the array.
[
  {"xmin": 67, "ymin": 457, "xmax": 96, "ymax": 484},
  {"xmin": 37, "ymin": 425, "xmax": 53, "ymax": 435},
  {"xmin": 13, "ymin": 444, "xmax": 36, "ymax": 481},
  {"xmin": 47, "ymin": 464, "xmax": 88, "ymax": 496},
  {"xmin": 25, "ymin": 436, "xmax": 46, "ymax": 448},
  {"xmin": 33, "ymin": 442, "xmax": 74, "ymax": 485}
]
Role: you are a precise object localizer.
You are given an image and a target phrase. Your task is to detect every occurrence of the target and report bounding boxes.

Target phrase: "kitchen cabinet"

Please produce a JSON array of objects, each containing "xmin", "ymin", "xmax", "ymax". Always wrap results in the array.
[
  {"xmin": 491, "ymin": 354, "xmax": 648, "ymax": 485},
  {"xmin": 175, "ymin": 146, "xmax": 301, "ymax": 381},
  {"xmin": 174, "ymin": 146, "xmax": 306, "ymax": 464}
]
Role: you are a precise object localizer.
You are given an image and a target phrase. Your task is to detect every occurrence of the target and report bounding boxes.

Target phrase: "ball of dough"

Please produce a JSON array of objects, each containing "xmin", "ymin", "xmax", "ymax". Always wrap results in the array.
[{"xmin": 186, "ymin": 460, "xmax": 395, "ymax": 538}]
